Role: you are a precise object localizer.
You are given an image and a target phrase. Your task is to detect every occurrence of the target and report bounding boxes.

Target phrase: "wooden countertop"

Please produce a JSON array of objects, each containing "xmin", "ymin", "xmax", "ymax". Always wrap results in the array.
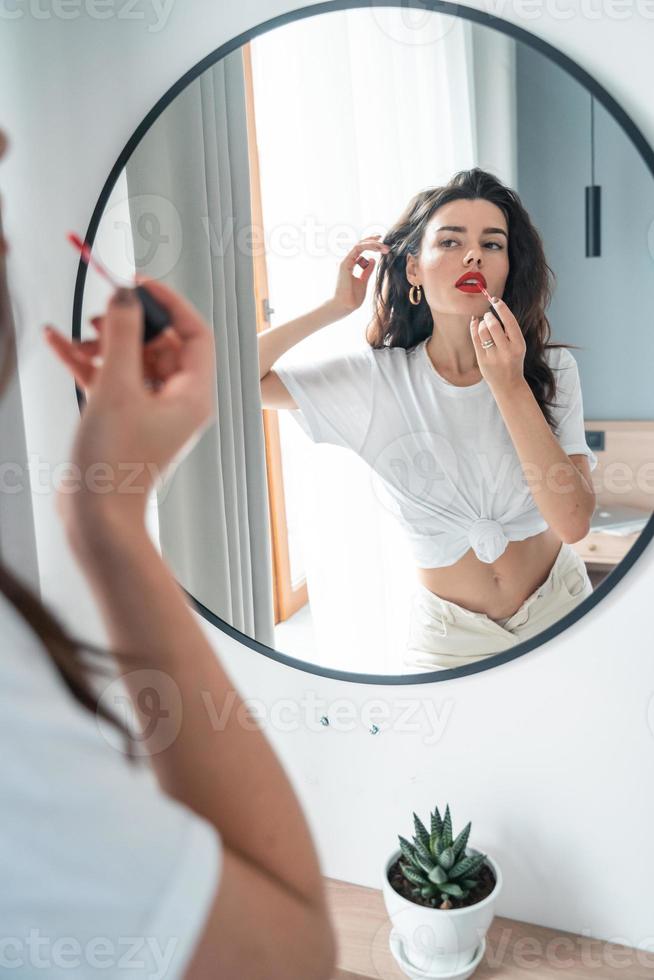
[{"xmin": 326, "ymin": 877, "xmax": 654, "ymax": 979}]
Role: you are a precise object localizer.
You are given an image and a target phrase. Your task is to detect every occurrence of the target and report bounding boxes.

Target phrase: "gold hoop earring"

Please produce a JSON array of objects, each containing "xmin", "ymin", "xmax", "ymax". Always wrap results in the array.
[{"xmin": 409, "ymin": 284, "xmax": 422, "ymax": 306}]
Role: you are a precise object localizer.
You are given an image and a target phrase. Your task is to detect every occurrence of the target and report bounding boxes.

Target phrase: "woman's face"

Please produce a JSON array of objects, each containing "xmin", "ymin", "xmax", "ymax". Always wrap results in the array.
[{"xmin": 406, "ymin": 198, "xmax": 510, "ymax": 315}]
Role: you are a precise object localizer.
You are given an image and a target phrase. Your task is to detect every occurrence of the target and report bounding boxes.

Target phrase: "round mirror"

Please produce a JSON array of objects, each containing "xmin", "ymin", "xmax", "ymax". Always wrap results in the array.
[{"xmin": 74, "ymin": 1, "xmax": 654, "ymax": 682}]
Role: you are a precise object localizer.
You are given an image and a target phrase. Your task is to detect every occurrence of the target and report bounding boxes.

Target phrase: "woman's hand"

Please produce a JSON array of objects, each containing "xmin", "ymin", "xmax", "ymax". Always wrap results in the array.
[
  {"xmin": 43, "ymin": 278, "xmax": 216, "ymax": 532},
  {"xmin": 470, "ymin": 297, "xmax": 527, "ymax": 393},
  {"xmin": 331, "ymin": 234, "xmax": 390, "ymax": 315}
]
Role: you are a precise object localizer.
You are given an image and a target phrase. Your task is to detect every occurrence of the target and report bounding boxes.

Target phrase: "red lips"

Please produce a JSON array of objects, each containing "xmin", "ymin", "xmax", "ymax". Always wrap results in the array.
[{"xmin": 455, "ymin": 271, "xmax": 487, "ymax": 288}]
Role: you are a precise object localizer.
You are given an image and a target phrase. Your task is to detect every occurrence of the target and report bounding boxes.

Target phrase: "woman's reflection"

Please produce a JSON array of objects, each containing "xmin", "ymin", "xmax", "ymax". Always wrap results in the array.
[{"xmin": 259, "ymin": 169, "xmax": 597, "ymax": 673}]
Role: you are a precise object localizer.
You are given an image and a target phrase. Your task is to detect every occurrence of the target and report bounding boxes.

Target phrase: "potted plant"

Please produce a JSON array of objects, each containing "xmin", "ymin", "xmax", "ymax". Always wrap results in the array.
[{"xmin": 382, "ymin": 804, "xmax": 502, "ymax": 977}]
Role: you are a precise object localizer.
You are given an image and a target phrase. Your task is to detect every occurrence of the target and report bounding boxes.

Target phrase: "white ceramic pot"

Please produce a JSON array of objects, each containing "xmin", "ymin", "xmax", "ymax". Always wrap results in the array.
[{"xmin": 382, "ymin": 846, "xmax": 502, "ymax": 976}]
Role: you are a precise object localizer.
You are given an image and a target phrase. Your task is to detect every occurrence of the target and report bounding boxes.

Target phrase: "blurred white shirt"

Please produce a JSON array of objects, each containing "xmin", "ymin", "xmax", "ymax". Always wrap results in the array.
[{"xmin": 0, "ymin": 588, "xmax": 222, "ymax": 979}]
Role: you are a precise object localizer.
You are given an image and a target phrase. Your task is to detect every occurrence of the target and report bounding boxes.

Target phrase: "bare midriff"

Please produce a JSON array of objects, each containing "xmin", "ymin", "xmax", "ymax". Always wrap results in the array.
[{"xmin": 415, "ymin": 526, "xmax": 564, "ymax": 621}]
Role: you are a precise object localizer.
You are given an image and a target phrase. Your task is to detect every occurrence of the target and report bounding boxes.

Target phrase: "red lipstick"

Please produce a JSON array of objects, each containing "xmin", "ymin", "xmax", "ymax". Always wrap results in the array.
[
  {"xmin": 454, "ymin": 272, "xmax": 497, "ymax": 308},
  {"xmin": 67, "ymin": 231, "xmax": 171, "ymax": 343},
  {"xmin": 455, "ymin": 271, "xmax": 485, "ymax": 286},
  {"xmin": 67, "ymin": 232, "xmax": 122, "ymax": 288}
]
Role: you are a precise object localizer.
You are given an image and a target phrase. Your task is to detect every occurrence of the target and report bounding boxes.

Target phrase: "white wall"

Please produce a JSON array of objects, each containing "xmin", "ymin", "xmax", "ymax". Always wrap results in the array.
[{"xmin": 2, "ymin": 0, "xmax": 653, "ymax": 951}]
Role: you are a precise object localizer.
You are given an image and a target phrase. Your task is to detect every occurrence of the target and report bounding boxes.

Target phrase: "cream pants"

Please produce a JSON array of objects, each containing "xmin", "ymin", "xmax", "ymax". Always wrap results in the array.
[{"xmin": 403, "ymin": 542, "xmax": 594, "ymax": 673}]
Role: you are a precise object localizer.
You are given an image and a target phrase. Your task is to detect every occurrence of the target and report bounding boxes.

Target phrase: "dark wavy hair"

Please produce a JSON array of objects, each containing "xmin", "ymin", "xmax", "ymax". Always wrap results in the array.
[
  {"xmin": 366, "ymin": 167, "xmax": 580, "ymax": 433},
  {"xmin": 0, "ymin": 204, "xmax": 140, "ymax": 762}
]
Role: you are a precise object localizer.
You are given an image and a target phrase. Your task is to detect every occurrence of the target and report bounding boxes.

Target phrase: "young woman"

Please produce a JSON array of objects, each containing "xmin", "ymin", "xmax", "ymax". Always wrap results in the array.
[
  {"xmin": 259, "ymin": 169, "xmax": 597, "ymax": 674},
  {"xmin": 0, "ymin": 128, "xmax": 336, "ymax": 978}
]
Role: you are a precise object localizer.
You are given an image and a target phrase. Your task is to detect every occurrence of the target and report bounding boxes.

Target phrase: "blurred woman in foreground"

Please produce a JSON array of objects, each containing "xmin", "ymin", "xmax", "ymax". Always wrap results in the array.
[{"xmin": 0, "ymin": 127, "xmax": 336, "ymax": 980}]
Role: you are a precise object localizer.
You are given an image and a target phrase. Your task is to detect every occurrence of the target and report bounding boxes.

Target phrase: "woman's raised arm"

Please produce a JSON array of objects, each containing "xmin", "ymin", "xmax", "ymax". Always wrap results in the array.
[
  {"xmin": 257, "ymin": 234, "xmax": 389, "ymax": 380},
  {"xmin": 44, "ymin": 281, "xmax": 337, "ymax": 980}
]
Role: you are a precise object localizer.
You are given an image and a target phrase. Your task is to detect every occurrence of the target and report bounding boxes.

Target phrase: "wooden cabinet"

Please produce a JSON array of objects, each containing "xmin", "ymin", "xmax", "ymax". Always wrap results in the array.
[
  {"xmin": 570, "ymin": 529, "xmax": 640, "ymax": 568},
  {"xmin": 568, "ymin": 420, "xmax": 654, "ymax": 572}
]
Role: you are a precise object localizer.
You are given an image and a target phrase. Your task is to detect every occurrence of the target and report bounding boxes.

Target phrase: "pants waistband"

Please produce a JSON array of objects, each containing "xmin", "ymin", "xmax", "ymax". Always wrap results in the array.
[{"xmin": 414, "ymin": 541, "xmax": 574, "ymax": 627}]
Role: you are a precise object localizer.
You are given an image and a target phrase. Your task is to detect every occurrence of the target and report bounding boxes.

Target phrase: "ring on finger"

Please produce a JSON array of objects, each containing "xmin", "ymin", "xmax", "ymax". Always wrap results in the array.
[{"xmin": 479, "ymin": 316, "xmax": 496, "ymax": 348}]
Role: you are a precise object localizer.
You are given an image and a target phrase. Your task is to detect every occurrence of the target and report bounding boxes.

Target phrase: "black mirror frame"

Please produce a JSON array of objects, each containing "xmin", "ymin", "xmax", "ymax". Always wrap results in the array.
[{"xmin": 72, "ymin": 0, "xmax": 654, "ymax": 685}]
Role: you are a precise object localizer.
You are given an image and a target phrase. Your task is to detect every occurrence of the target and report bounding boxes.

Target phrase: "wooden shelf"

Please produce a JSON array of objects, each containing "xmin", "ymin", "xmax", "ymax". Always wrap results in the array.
[
  {"xmin": 570, "ymin": 529, "xmax": 640, "ymax": 568},
  {"xmin": 570, "ymin": 419, "xmax": 654, "ymax": 569},
  {"xmin": 326, "ymin": 877, "xmax": 654, "ymax": 979}
]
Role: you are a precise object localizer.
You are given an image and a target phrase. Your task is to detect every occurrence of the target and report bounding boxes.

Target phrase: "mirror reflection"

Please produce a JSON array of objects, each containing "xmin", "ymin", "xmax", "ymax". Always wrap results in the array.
[{"xmin": 82, "ymin": 6, "xmax": 654, "ymax": 677}]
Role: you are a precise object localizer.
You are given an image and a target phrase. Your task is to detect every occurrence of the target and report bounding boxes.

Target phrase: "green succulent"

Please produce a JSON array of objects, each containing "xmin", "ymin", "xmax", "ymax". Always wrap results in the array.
[{"xmin": 396, "ymin": 804, "xmax": 487, "ymax": 910}]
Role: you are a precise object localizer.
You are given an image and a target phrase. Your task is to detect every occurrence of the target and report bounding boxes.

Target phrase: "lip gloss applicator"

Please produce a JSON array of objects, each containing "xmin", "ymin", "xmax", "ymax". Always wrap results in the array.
[
  {"xmin": 479, "ymin": 284, "xmax": 495, "ymax": 306},
  {"xmin": 478, "ymin": 283, "xmax": 506, "ymax": 329},
  {"xmin": 67, "ymin": 232, "xmax": 171, "ymax": 343}
]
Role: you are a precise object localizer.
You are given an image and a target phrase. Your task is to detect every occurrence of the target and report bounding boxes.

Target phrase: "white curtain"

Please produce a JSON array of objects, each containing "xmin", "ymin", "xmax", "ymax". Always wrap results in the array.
[
  {"xmin": 0, "ymin": 276, "xmax": 40, "ymax": 593},
  {"xmin": 251, "ymin": 7, "xmax": 517, "ymax": 673},
  {"xmin": 122, "ymin": 53, "xmax": 275, "ymax": 647}
]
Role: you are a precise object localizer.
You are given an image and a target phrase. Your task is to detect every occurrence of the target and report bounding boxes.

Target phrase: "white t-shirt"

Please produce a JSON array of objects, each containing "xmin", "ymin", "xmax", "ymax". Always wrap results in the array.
[
  {"xmin": 0, "ymin": 588, "xmax": 222, "ymax": 979},
  {"xmin": 274, "ymin": 338, "xmax": 598, "ymax": 567}
]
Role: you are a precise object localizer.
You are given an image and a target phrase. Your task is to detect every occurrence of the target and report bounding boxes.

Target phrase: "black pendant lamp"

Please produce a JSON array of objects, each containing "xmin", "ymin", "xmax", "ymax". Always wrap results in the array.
[{"xmin": 585, "ymin": 94, "xmax": 601, "ymax": 257}]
